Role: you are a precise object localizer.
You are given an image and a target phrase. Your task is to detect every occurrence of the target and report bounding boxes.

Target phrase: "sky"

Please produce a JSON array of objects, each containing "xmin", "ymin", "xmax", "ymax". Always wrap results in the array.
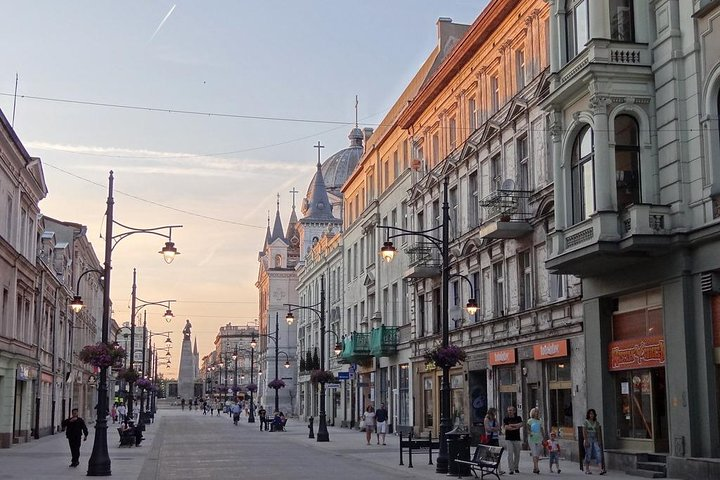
[{"xmin": 0, "ymin": 0, "xmax": 488, "ymax": 377}]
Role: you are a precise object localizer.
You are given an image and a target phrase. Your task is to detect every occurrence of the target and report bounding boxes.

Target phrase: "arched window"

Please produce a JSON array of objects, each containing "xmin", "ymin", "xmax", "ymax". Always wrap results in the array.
[
  {"xmin": 614, "ymin": 115, "xmax": 640, "ymax": 209},
  {"xmin": 571, "ymin": 125, "xmax": 595, "ymax": 224},
  {"xmin": 274, "ymin": 254, "xmax": 282, "ymax": 268}
]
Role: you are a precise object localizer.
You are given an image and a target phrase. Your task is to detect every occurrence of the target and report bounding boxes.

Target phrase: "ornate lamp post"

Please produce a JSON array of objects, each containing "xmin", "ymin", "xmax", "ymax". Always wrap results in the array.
[
  {"xmin": 377, "ymin": 177, "xmax": 476, "ymax": 474},
  {"xmin": 284, "ymin": 275, "xmax": 328, "ymax": 442},
  {"xmin": 250, "ymin": 313, "xmax": 291, "ymax": 414},
  {"xmin": 72, "ymin": 171, "xmax": 181, "ymax": 477}
]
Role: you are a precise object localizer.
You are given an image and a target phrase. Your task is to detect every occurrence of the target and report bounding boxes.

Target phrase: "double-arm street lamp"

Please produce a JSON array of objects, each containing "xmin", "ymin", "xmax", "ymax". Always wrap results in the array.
[
  {"xmin": 140, "ymin": 326, "xmax": 172, "ymax": 422},
  {"xmin": 74, "ymin": 171, "xmax": 181, "ymax": 477},
  {"xmin": 284, "ymin": 275, "xmax": 329, "ymax": 442},
  {"xmin": 250, "ymin": 313, "xmax": 292, "ymax": 414},
  {"xmin": 378, "ymin": 176, "xmax": 477, "ymax": 474}
]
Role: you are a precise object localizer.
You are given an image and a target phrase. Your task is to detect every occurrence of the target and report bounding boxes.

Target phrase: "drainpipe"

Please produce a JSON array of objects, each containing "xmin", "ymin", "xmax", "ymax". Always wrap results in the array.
[{"xmin": 33, "ymin": 268, "xmax": 45, "ymax": 439}]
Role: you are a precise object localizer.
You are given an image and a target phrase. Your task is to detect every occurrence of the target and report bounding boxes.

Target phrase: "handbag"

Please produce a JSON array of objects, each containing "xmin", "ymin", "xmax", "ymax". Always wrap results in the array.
[
  {"xmin": 480, "ymin": 433, "xmax": 490, "ymax": 444},
  {"xmin": 359, "ymin": 419, "xmax": 366, "ymax": 430}
]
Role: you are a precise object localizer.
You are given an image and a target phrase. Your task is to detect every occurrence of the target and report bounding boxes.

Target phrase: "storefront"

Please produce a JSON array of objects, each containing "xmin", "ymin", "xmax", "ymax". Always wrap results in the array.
[
  {"xmin": 608, "ymin": 290, "xmax": 668, "ymax": 452},
  {"xmin": 489, "ymin": 348, "xmax": 518, "ymax": 417},
  {"xmin": 531, "ymin": 340, "xmax": 573, "ymax": 438}
]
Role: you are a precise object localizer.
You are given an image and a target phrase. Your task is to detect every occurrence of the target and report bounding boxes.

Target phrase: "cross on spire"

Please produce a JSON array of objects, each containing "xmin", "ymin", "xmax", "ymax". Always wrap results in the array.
[
  {"xmin": 314, "ymin": 141, "xmax": 325, "ymax": 167},
  {"xmin": 276, "ymin": 192, "xmax": 280, "ymax": 211},
  {"xmin": 289, "ymin": 187, "xmax": 299, "ymax": 209},
  {"xmin": 355, "ymin": 95, "xmax": 359, "ymax": 128}
]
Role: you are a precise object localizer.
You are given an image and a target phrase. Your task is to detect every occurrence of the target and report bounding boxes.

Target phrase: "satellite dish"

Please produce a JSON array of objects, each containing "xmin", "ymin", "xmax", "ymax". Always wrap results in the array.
[{"xmin": 500, "ymin": 179, "xmax": 515, "ymax": 191}]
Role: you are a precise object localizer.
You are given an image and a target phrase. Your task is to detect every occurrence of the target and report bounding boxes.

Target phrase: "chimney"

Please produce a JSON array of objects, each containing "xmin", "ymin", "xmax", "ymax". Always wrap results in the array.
[{"xmin": 363, "ymin": 127, "xmax": 374, "ymax": 150}]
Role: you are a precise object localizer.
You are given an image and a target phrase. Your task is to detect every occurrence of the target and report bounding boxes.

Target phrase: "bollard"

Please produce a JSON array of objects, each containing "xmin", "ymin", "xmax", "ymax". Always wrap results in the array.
[
  {"xmin": 408, "ymin": 431, "xmax": 414, "ymax": 468},
  {"xmin": 308, "ymin": 416, "xmax": 315, "ymax": 439},
  {"xmin": 428, "ymin": 431, "xmax": 433, "ymax": 465},
  {"xmin": 399, "ymin": 432, "xmax": 404, "ymax": 466}
]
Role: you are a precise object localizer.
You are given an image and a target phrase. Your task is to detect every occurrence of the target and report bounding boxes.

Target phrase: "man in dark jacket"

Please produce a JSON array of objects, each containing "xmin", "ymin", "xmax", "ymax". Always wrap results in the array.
[{"xmin": 62, "ymin": 408, "xmax": 88, "ymax": 467}]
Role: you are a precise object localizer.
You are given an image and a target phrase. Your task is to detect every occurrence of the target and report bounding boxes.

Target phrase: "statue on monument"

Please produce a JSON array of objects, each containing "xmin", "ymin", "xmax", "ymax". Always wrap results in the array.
[{"xmin": 183, "ymin": 319, "xmax": 192, "ymax": 340}]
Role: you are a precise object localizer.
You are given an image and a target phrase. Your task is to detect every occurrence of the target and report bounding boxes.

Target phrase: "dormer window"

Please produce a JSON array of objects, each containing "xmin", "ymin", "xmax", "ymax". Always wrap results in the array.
[{"xmin": 566, "ymin": 0, "xmax": 589, "ymax": 61}]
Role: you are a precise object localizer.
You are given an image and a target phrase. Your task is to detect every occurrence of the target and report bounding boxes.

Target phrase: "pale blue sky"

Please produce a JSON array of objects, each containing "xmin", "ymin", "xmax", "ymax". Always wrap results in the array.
[{"xmin": 0, "ymin": 0, "xmax": 487, "ymax": 370}]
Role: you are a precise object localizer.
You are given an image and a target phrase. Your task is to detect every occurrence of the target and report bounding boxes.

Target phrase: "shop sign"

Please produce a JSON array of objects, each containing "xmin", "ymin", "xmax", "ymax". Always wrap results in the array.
[
  {"xmin": 609, "ymin": 336, "xmax": 665, "ymax": 371},
  {"xmin": 16, "ymin": 365, "xmax": 30, "ymax": 381},
  {"xmin": 533, "ymin": 340, "xmax": 568, "ymax": 360},
  {"xmin": 488, "ymin": 348, "xmax": 516, "ymax": 366}
]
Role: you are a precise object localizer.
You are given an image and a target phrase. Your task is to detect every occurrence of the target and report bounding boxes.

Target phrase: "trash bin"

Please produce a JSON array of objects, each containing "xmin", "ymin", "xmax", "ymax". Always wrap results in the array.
[{"xmin": 446, "ymin": 426, "xmax": 471, "ymax": 476}]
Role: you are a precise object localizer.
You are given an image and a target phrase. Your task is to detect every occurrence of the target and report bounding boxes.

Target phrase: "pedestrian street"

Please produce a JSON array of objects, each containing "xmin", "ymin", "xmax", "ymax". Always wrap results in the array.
[{"xmin": 0, "ymin": 406, "xmax": 685, "ymax": 480}]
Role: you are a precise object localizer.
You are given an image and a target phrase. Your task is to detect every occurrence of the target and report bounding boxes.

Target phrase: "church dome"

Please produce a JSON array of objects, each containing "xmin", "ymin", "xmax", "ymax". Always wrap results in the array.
[{"xmin": 311, "ymin": 127, "xmax": 364, "ymax": 195}]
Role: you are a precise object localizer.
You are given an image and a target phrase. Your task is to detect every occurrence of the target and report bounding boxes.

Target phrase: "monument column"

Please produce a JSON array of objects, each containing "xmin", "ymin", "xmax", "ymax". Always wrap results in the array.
[{"xmin": 178, "ymin": 320, "xmax": 195, "ymax": 401}]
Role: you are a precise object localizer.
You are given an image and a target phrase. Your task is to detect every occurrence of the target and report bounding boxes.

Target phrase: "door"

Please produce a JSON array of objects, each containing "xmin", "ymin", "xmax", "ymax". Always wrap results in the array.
[{"xmin": 653, "ymin": 369, "xmax": 668, "ymax": 453}]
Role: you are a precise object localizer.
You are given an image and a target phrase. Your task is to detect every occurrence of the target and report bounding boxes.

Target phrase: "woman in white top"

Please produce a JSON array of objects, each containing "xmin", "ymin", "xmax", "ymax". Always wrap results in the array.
[{"xmin": 362, "ymin": 405, "xmax": 376, "ymax": 446}]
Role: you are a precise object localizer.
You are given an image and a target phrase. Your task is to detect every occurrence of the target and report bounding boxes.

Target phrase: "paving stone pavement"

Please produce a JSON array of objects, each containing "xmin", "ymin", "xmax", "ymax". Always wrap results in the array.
[{"xmin": 0, "ymin": 406, "xmax": 683, "ymax": 480}]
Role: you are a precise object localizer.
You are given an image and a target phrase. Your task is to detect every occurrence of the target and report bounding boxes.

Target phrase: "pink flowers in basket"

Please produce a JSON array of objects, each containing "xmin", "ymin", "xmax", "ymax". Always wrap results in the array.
[
  {"xmin": 268, "ymin": 378, "xmax": 286, "ymax": 389},
  {"xmin": 79, "ymin": 342, "xmax": 126, "ymax": 369},
  {"xmin": 424, "ymin": 344, "xmax": 467, "ymax": 368}
]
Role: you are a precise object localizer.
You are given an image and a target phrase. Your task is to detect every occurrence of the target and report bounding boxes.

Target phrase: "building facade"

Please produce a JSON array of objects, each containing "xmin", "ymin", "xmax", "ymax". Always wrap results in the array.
[{"xmin": 543, "ymin": 0, "xmax": 720, "ymax": 477}]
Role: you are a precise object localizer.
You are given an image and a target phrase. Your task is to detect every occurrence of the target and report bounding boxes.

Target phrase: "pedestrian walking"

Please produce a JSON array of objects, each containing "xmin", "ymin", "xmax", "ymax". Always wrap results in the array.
[
  {"xmin": 61, "ymin": 408, "xmax": 88, "ymax": 467},
  {"xmin": 181, "ymin": 398, "xmax": 186, "ymax": 411},
  {"xmin": 232, "ymin": 402, "xmax": 241, "ymax": 425},
  {"xmin": 527, "ymin": 407, "xmax": 546, "ymax": 475},
  {"xmin": 547, "ymin": 431, "xmax": 562, "ymax": 473},
  {"xmin": 258, "ymin": 406, "xmax": 267, "ymax": 431},
  {"xmin": 375, "ymin": 403, "xmax": 388, "ymax": 445},
  {"xmin": 583, "ymin": 409, "xmax": 606, "ymax": 475},
  {"xmin": 117, "ymin": 403, "xmax": 127, "ymax": 423},
  {"xmin": 110, "ymin": 403, "xmax": 118, "ymax": 424},
  {"xmin": 362, "ymin": 405, "xmax": 375, "ymax": 446},
  {"xmin": 483, "ymin": 408, "xmax": 502, "ymax": 446},
  {"xmin": 503, "ymin": 405, "xmax": 523, "ymax": 475},
  {"xmin": 202, "ymin": 400, "xmax": 208, "ymax": 415},
  {"xmin": 215, "ymin": 401, "xmax": 222, "ymax": 416}
]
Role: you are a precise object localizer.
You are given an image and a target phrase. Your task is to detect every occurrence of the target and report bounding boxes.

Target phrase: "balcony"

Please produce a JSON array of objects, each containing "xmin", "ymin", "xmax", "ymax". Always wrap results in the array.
[
  {"xmin": 478, "ymin": 182, "xmax": 533, "ymax": 239},
  {"xmin": 370, "ymin": 326, "xmax": 399, "ymax": 357},
  {"xmin": 340, "ymin": 332, "xmax": 372, "ymax": 363},
  {"xmin": 547, "ymin": 204, "xmax": 673, "ymax": 276},
  {"xmin": 548, "ymin": 40, "xmax": 652, "ymax": 104},
  {"xmin": 402, "ymin": 241, "xmax": 441, "ymax": 279}
]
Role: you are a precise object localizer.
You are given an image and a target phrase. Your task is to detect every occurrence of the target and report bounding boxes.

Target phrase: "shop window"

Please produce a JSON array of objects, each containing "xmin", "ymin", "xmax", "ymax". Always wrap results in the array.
[
  {"xmin": 399, "ymin": 364, "xmax": 410, "ymax": 425},
  {"xmin": 566, "ymin": 0, "xmax": 589, "ymax": 60},
  {"xmin": 610, "ymin": 0, "xmax": 635, "ymax": 42},
  {"xmin": 498, "ymin": 367, "xmax": 517, "ymax": 417},
  {"xmin": 571, "ymin": 125, "xmax": 595, "ymax": 224},
  {"xmin": 616, "ymin": 369, "xmax": 655, "ymax": 439},
  {"xmin": 423, "ymin": 377, "xmax": 434, "ymax": 428},
  {"xmin": 615, "ymin": 114, "xmax": 641, "ymax": 210},
  {"xmin": 451, "ymin": 374, "xmax": 465, "ymax": 427},
  {"xmin": 548, "ymin": 361, "xmax": 574, "ymax": 438}
]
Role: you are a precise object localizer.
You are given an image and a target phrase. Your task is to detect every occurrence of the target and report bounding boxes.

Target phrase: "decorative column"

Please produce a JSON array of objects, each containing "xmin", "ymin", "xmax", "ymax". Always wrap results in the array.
[{"xmin": 590, "ymin": 93, "xmax": 613, "ymax": 212}]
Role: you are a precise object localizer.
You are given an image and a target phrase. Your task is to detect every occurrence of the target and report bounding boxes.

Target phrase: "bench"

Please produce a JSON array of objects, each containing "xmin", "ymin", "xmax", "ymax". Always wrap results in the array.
[
  {"xmin": 269, "ymin": 417, "xmax": 287, "ymax": 432},
  {"xmin": 455, "ymin": 445, "xmax": 504, "ymax": 480},
  {"xmin": 396, "ymin": 426, "xmax": 440, "ymax": 468}
]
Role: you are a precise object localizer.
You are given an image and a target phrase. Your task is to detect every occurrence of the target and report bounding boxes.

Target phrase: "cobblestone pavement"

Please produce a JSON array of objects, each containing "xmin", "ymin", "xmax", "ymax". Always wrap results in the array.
[{"xmin": 0, "ymin": 406, "xmax": 683, "ymax": 480}]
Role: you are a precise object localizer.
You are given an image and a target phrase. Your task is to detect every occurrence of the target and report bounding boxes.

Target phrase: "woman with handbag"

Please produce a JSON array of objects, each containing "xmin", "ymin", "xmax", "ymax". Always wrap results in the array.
[
  {"xmin": 362, "ymin": 405, "xmax": 376, "ymax": 446},
  {"xmin": 483, "ymin": 407, "xmax": 502, "ymax": 446}
]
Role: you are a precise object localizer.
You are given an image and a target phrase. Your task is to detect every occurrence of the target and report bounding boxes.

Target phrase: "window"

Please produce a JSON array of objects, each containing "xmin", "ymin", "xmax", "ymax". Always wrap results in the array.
[
  {"xmin": 518, "ymin": 251, "xmax": 532, "ymax": 310},
  {"xmin": 516, "ymin": 49, "xmax": 526, "ymax": 90},
  {"xmin": 610, "ymin": 0, "xmax": 635, "ymax": 42},
  {"xmin": 548, "ymin": 361, "xmax": 573, "ymax": 437},
  {"xmin": 615, "ymin": 115, "xmax": 641, "ymax": 210},
  {"xmin": 432, "ymin": 132, "xmax": 440, "ymax": 166},
  {"xmin": 433, "ymin": 288, "xmax": 442, "ymax": 333},
  {"xmin": 468, "ymin": 171, "xmax": 479, "ymax": 228},
  {"xmin": 451, "ymin": 374, "xmax": 465, "ymax": 426},
  {"xmin": 498, "ymin": 367, "xmax": 517, "ymax": 418},
  {"xmin": 382, "ymin": 286, "xmax": 389, "ymax": 324},
  {"xmin": 468, "ymin": 97, "xmax": 477, "ymax": 132},
  {"xmin": 401, "ymin": 201, "xmax": 408, "ymax": 230},
  {"xmin": 433, "ymin": 200, "xmax": 441, "ymax": 229},
  {"xmin": 391, "ymin": 283, "xmax": 398, "ymax": 326},
  {"xmin": 399, "ymin": 365, "xmax": 410, "ymax": 425},
  {"xmin": 490, "ymin": 75, "xmax": 500, "ymax": 113},
  {"xmin": 423, "ymin": 377, "xmax": 434, "ymax": 428},
  {"xmin": 571, "ymin": 126, "xmax": 595, "ymax": 224},
  {"xmin": 402, "ymin": 140, "xmax": 409, "ymax": 170},
  {"xmin": 384, "ymin": 160, "xmax": 390, "ymax": 190},
  {"xmin": 517, "ymin": 134, "xmax": 530, "ymax": 214},
  {"xmin": 493, "ymin": 262, "xmax": 504, "ymax": 316},
  {"xmin": 472, "ymin": 272, "xmax": 480, "ymax": 323},
  {"xmin": 566, "ymin": 0, "xmax": 589, "ymax": 59},
  {"xmin": 449, "ymin": 186, "xmax": 458, "ymax": 237},
  {"xmin": 549, "ymin": 273, "xmax": 567, "ymax": 301},
  {"xmin": 418, "ymin": 293, "xmax": 426, "ymax": 337},
  {"xmin": 449, "ymin": 116, "xmax": 457, "ymax": 150},
  {"xmin": 360, "ymin": 236, "xmax": 365, "ymax": 271},
  {"xmin": 491, "ymin": 154, "xmax": 502, "ymax": 192}
]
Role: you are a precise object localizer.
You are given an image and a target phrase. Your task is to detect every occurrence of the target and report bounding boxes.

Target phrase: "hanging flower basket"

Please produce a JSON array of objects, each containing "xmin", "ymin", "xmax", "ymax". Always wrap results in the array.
[
  {"xmin": 424, "ymin": 344, "xmax": 467, "ymax": 368},
  {"xmin": 136, "ymin": 378, "xmax": 153, "ymax": 390},
  {"xmin": 310, "ymin": 369, "xmax": 335, "ymax": 385},
  {"xmin": 268, "ymin": 378, "xmax": 285, "ymax": 390},
  {"xmin": 231, "ymin": 386, "xmax": 242, "ymax": 393},
  {"xmin": 117, "ymin": 368, "xmax": 140, "ymax": 383},
  {"xmin": 246, "ymin": 383, "xmax": 258, "ymax": 393},
  {"xmin": 79, "ymin": 342, "xmax": 126, "ymax": 369}
]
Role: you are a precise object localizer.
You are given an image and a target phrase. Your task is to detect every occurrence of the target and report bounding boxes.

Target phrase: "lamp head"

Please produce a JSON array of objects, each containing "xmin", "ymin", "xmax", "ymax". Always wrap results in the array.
[
  {"xmin": 466, "ymin": 298, "xmax": 479, "ymax": 316},
  {"xmin": 285, "ymin": 311, "xmax": 294, "ymax": 325},
  {"xmin": 334, "ymin": 342, "xmax": 342, "ymax": 356},
  {"xmin": 232, "ymin": 352, "xmax": 238, "ymax": 361},
  {"xmin": 380, "ymin": 241, "xmax": 396, "ymax": 262},
  {"xmin": 284, "ymin": 360, "xmax": 290, "ymax": 369},
  {"xmin": 250, "ymin": 335, "xmax": 257, "ymax": 349},
  {"xmin": 163, "ymin": 309, "xmax": 174, "ymax": 322},
  {"xmin": 165, "ymin": 336, "xmax": 172, "ymax": 344},
  {"xmin": 70, "ymin": 295, "xmax": 84, "ymax": 313},
  {"xmin": 159, "ymin": 241, "xmax": 179, "ymax": 264},
  {"xmin": 166, "ymin": 351, "xmax": 171, "ymax": 357}
]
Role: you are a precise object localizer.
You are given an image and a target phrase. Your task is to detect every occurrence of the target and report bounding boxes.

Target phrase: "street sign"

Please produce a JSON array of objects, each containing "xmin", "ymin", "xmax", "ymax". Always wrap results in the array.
[
  {"xmin": 325, "ymin": 383, "xmax": 340, "ymax": 389},
  {"xmin": 337, "ymin": 371, "xmax": 350, "ymax": 380},
  {"xmin": 349, "ymin": 363, "xmax": 357, "ymax": 374}
]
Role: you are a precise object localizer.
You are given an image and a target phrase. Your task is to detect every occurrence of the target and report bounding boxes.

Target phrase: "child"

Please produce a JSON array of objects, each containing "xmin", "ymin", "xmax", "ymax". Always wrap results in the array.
[{"xmin": 547, "ymin": 431, "xmax": 561, "ymax": 473}]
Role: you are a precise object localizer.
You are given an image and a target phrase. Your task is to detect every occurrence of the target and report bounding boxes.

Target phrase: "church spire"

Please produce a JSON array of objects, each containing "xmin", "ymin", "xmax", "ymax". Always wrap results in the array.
[
  {"xmin": 270, "ymin": 193, "xmax": 286, "ymax": 243},
  {"xmin": 193, "ymin": 338, "xmax": 198, "ymax": 355},
  {"xmin": 301, "ymin": 142, "xmax": 339, "ymax": 222}
]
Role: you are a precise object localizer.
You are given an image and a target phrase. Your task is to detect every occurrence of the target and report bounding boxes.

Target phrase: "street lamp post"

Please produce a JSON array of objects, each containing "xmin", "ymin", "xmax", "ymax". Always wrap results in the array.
[
  {"xmin": 250, "ymin": 313, "xmax": 291, "ymax": 414},
  {"xmin": 377, "ymin": 176, "xmax": 464, "ymax": 474},
  {"xmin": 284, "ymin": 275, "xmax": 328, "ymax": 442},
  {"xmin": 80, "ymin": 171, "xmax": 181, "ymax": 477}
]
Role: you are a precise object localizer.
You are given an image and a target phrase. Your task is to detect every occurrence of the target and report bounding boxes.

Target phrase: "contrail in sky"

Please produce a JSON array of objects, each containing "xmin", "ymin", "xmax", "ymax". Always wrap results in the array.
[{"xmin": 150, "ymin": 4, "xmax": 176, "ymax": 41}]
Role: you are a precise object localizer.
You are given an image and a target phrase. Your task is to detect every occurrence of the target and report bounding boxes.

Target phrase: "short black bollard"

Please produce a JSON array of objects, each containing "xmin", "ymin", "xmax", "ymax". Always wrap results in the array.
[
  {"xmin": 399, "ymin": 432, "xmax": 404, "ymax": 466},
  {"xmin": 408, "ymin": 431, "xmax": 414, "ymax": 468},
  {"xmin": 308, "ymin": 416, "xmax": 315, "ymax": 439}
]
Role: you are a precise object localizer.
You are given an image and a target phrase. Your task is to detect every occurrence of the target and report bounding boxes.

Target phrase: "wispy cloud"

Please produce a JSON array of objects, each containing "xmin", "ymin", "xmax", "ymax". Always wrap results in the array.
[
  {"xmin": 26, "ymin": 141, "xmax": 314, "ymax": 176},
  {"xmin": 150, "ymin": 4, "xmax": 176, "ymax": 42}
]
